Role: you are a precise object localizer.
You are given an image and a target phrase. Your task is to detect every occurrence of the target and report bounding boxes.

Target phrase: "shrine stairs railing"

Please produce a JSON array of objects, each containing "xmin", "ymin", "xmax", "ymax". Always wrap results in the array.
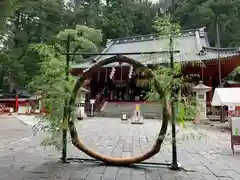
[{"xmin": 84, "ymin": 88, "xmax": 106, "ymax": 115}]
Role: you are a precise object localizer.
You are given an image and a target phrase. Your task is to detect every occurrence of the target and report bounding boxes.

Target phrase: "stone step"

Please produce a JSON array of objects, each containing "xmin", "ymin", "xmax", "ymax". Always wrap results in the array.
[{"xmin": 96, "ymin": 102, "xmax": 163, "ymax": 119}]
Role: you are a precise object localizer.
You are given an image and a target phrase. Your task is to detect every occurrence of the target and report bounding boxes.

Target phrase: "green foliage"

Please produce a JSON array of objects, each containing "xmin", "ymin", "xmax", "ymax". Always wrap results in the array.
[
  {"xmin": 55, "ymin": 25, "xmax": 102, "ymax": 62},
  {"xmin": 29, "ymin": 25, "xmax": 102, "ymax": 150},
  {"xmin": 56, "ymin": 25, "xmax": 102, "ymax": 52},
  {"xmin": 0, "ymin": 50, "xmax": 26, "ymax": 92},
  {"xmin": 138, "ymin": 16, "xmax": 198, "ymax": 125},
  {"xmin": 173, "ymin": 0, "xmax": 240, "ymax": 47},
  {"xmin": 5, "ymin": 0, "xmax": 237, "ymax": 92},
  {"xmin": 153, "ymin": 15, "xmax": 181, "ymax": 36},
  {"xmin": 0, "ymin": 0, "xmax": 66, "ymax": 89},
  {"xmin": 225, "ymin": 66, "xmax": 240, "ymax": 82},
  {"xmin": 28, "ymin": 43, "xmax": 75, "ymax": 150},
  {"xmin": 144, "ymin": 64, "xmax": 197, "ymax": 124},
  {"xmin": 1, "ymin": 0, "xmax": 239, "ymax": 93},
  {"xmin": 0, "ymin": 0, "xmax": 14, "ymax": 31},
  {"xmin": 12, "ymin": 0, "xmax": 65, "ymax": 42},
  {"xmin": 100, "ymin": 0, "xmax": 161, "ymax": 39},
  {"xmin": 0, "ymin": 0, "xmax": 237, "ymax": 132}
]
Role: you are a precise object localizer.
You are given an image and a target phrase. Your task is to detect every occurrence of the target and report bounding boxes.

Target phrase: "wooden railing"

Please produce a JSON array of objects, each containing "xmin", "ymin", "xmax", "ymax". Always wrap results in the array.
[
  {"xmin": 84, "ymin": 88, "xmax": 106, "ymax": 115},
  {"xmin": 206, "ymin": 102, "xmax": 228, "ymax": 116},
  {"xmin": 94, "ymin": 87, "xmax": 106, "ymax": 112}
]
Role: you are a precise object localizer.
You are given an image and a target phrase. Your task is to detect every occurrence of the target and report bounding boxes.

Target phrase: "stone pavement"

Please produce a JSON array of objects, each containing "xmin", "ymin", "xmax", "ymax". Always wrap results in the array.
[{"xmin": 0, "ymin": 116, "xmax": 240, "ymax": 180}]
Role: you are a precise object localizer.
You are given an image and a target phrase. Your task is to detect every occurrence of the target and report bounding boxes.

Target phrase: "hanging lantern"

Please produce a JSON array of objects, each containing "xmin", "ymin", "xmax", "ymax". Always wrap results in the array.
[
  {"xmin": 109, "ymin": 67, "xmax": 116, "ymax": 79},
  {"xmin": 128, "ymin": 65, "xmax": 133, "ymax": 79}
]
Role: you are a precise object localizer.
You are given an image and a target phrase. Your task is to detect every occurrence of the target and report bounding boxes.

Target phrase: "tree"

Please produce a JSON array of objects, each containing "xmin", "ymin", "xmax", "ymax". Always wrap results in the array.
[
  {"xmin": 142, "ymin": 63, "xmax": 197, "ymax": 124},
  {"xmin": 0, "ymin": 0, "xmax": 67, "ymax": 89},
  {"xmin": 29, "ymin": 43, "xmax": 75, "ymax": 149},
  {"xmin": 0, "ymin": 0, "xmax": 14, "ymax": 31},
  {"xmin": 101, "ymin": 8, "xmax": 134, "ymax": 39},
  {"xmin": 0, "ymin": 50, "xmax": 25, "ymax": 92},
  {"xmin": 29, "ymin": 25, "xmax": 102, "ymax": 150},
  {"xmin": 172, "ymin": 0, "xmax": 240, "ymax": 47},
  {"xmin": 4, "ymin": 0, "xmax": 238, "ymax": 94},
  {"xmin": 64, "ymin": 0, "xmax": 104, "ymax": 30},
  {"xmin": 101, "ymin": 0, "xmax": 162, "ymax": 39},
  {"xmin": 141, "ymin": 14, "xmax": 197, "ymax": 124}
]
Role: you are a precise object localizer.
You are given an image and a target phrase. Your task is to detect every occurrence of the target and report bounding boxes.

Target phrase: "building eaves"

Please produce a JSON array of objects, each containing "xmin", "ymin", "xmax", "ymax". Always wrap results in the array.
[
  {"xmin": 70, "ymin": 27, "xmax": 240, "ymax": 69},
  {"xmin": 202, "ymin": 46, "xmax": 240, "ymax": 53},
  {"xmin": 200, "ymin": 46, "xmax": 240, "ymax": 61}
]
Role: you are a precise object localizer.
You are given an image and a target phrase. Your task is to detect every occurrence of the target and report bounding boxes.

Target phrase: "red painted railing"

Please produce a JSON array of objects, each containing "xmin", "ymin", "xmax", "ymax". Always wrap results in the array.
[
  {"xmin": 94, "ymin": 88, "xmax": 106, "ymax": 112},
  {"xmin": 84, "ymin": 88, "xmax": 106, "ymax": 114}
]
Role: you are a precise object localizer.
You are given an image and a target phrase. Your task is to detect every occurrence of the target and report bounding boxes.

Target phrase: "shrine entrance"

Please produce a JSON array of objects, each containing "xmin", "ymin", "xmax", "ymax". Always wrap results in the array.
[
  {"xmin": 60, "ymin": 36, "xmax": 181, "ymax": 170},
  {"xmin": 105, "ymin": 81, "xmax": 147, "ymax": 101},
  {"xmin": 88, "ymin": 63, "xmax": 150, "ymax": 102}
]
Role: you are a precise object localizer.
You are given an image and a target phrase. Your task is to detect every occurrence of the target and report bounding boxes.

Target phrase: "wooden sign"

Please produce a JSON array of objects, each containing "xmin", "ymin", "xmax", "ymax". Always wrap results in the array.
[
  {"xmin": 18, "ymin": 105, "xmax": 31, "ymax": 114},
  {"xmin": 231, "ymin": 117, "xmax": 240, "ymax": 154},
  {"xmin": 90, "ymin": 99, "xmax": 95, "ymax": 104},
  {"xmin": 229, "ymin": 105, "xmax": 235, "ymax": 111},
  {"xmin": 121, "ymin": 113, "xmax": 128, "ymax": 122},
  {"xmin": 232, "ymin": 117, "xmax": 240, "ymax": 136}
]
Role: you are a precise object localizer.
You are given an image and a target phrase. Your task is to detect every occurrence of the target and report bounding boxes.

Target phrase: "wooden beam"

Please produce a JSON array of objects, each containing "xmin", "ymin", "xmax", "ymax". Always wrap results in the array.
[{"xmin": 62, "ymin": 51, "xmax": 180, "ymax": 56}]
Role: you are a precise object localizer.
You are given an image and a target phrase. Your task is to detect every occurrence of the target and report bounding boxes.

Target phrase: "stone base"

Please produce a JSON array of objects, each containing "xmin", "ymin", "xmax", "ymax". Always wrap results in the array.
[
  {"xmin": 121, "ymin": 117, "xmax": 128, "ymax": 123},
  {"xmin": 131, "ymin": 116, "xmax": 144, "ymax": 124},
  {"xmin": 202, "ymin": 118, "xmax": 213, "ymax": 126},
  {"xmin": 193, "ymin": 118, "xmax": 213, "ymax": 126},
  {"xmin": 131, "ymin": 121, "xmax": 144, "ymax": 124},
  {"xmin": 81, "ymin": 113, "xmax": 87, "ymax": 118},
  {"xmin": 77, "ymin": 113, "xmax": 87, "ymax": 120},
  {"xmin": 75, "ymin": 107, "xmax": 87, "ymax": 120},
  {"xmin": 77, "ymin": 117, "xmax": 83, "ymax": 120}
]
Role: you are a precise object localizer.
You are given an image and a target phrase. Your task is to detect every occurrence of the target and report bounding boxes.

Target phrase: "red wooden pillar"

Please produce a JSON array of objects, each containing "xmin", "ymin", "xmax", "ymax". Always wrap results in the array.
[
  {"xmin": 97, "ymin": 70, "xmax": 100, "ymax": 82},
  {"xmin": 119, "ymin": 62, "xmax": 123, "ymax": 81},
  {"xmin": 201, "ymin": 64, "xmax": 204, "ymax": 81},
  {"xmin": 15, "ymin": 95, "xmax": 19, "ymax": 112},
  {"xmin": 207, "ymin": 77, "xmax": 212, "ymax": 103},
  {"xmin": 105, "ymin": 67, "xmax": 107, "ymax": 82},
  {"xmin": 110, "ymin": 91, "xmax": 113, "ymax": 101}
]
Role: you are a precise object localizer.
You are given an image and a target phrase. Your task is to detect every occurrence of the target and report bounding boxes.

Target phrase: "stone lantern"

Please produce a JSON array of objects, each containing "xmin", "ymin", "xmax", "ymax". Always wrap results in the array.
[
  {"xmin": 193, "ymin": 81, "xmax": 211, "ymax": 124},
  {"xmin": 75, "ymin": 87, "xmax": 89, "ymax": 119}
]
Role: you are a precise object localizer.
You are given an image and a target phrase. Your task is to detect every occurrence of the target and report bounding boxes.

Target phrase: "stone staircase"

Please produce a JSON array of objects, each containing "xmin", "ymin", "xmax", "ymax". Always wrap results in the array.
[{"xmin": 96, "ymin": 102, "xmax": 162, "ymax": 119}]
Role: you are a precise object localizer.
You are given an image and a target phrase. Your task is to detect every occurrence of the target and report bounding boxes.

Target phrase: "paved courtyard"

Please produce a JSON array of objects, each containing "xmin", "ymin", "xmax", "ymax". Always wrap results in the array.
[{"xmin": 0, "ymin": 116, "xmax": 240, "ymax": 180}]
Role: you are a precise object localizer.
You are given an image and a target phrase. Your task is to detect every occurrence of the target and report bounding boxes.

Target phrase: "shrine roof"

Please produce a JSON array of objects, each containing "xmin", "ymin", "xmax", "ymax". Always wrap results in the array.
[{"xmin": 71, "ymin": 27, "xmax": 240, "ymax": 69}]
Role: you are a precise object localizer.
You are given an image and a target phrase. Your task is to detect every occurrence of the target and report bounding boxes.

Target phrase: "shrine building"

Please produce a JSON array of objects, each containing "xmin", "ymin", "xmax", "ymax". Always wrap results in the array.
[{"xmin": 70, "ymin": 27, "xmax": 240, "ymax": 109}]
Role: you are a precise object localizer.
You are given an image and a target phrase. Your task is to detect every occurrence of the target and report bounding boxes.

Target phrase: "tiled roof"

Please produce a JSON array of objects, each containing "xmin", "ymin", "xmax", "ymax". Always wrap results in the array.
[{"xmin": 71, "ymin": 27, "xmax": 240, "ymax": 69}]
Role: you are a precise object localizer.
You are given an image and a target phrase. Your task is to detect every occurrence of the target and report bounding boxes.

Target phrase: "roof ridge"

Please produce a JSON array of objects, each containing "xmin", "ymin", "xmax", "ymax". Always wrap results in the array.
[{"xmin": 107, "ymin": 27, "xmax": 205, "ymax": 42}]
